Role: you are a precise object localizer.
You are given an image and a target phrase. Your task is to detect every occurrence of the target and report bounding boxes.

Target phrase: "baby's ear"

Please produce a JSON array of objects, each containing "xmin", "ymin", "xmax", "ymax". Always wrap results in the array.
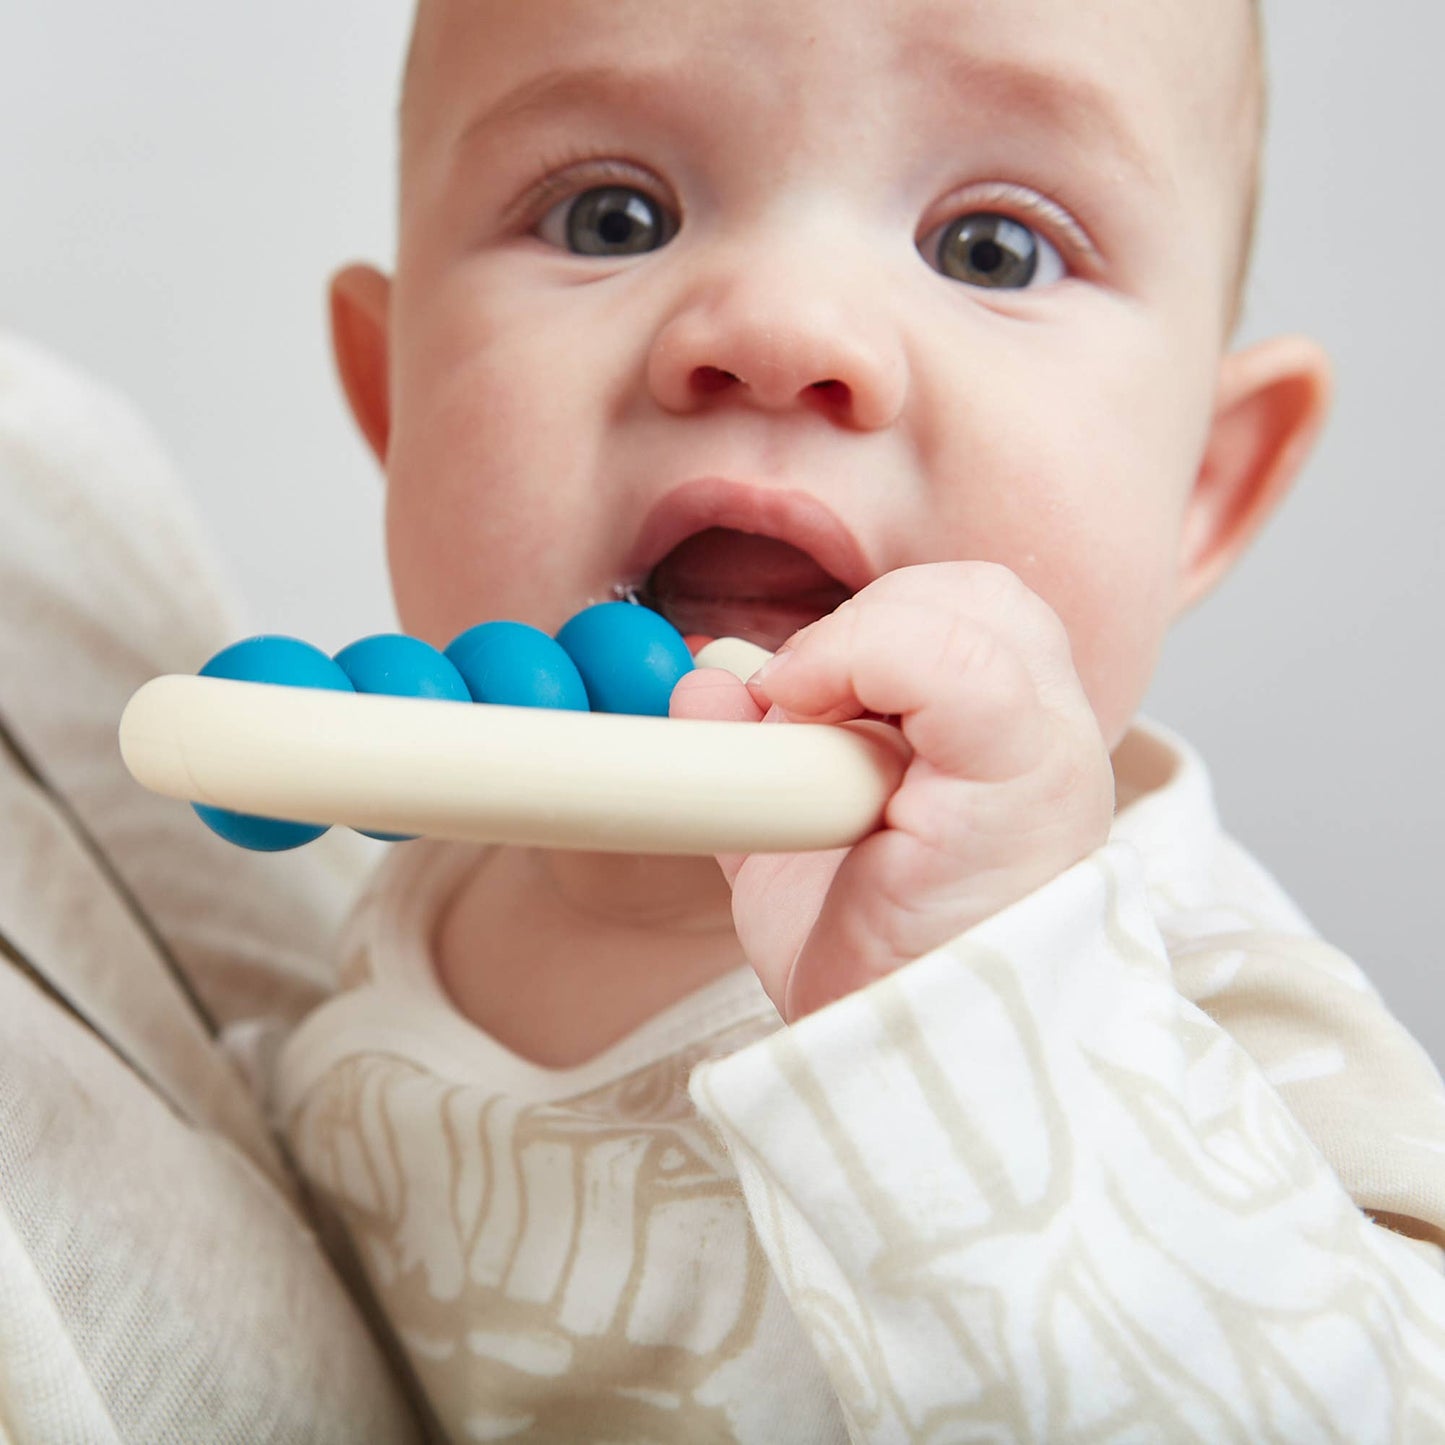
[
  {"xmin": 1174, "ymin": 335, "xmax": 1333, "ymax": 616},
  {"xmin": 329, "ymin": 263, "xmax": 393, "ymax": 466}
]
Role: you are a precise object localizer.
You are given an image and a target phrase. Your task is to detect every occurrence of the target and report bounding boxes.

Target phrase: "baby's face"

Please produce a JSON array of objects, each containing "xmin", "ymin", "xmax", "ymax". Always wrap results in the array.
[{"xmin": 379, "ymin": 0, "xmax": 1257, "ymax": 748}]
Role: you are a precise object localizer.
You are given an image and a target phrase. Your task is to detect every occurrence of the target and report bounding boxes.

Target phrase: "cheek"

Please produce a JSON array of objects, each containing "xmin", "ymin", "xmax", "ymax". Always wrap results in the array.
[
  {"xmin": 1043, "ymin": 472, "xmax": 1194, "ymax": 743},
  {"xmin": 1051, "ymin": 519, "xmax": 1183, "ymax": 746},
  {"xmin": 395, "ymin": 300, "xmax": 577, "ymax": 495},
  {"xmin": 982, "ymin": 484, "xmax": 1182, "ymax": 744},
  {"xmin": 382, "ymin": 324, "xmax": 604, "ymax": 643},
  {"xmin": 921, "ymin": 335, "xmax": 1203, "ymax": 742}
]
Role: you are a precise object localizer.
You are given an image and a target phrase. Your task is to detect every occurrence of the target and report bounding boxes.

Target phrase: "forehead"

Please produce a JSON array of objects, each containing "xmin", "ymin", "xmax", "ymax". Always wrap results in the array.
[
  {"xmin": 409, "ymin": 0, "xmax": 1249, "ymax": 186},
  {"xmin": 403, "ymin": 0, "xmax": 1256, "ymax": 296}
]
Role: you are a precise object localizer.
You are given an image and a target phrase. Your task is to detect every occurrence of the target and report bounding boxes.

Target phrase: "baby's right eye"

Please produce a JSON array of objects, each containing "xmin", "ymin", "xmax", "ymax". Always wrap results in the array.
[{"xmin": 536, "ymin": 186, "xmax": 679, "ymax": 257}]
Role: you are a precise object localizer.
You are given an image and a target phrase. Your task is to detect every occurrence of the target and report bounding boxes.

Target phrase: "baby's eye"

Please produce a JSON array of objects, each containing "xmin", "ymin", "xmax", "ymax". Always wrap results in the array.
[
  {"xmin": 921, "ymin": 212, "xmax": 1065, "ymax": 290},
  {"xmin": 536, "ymin": 185, "xmax": 678, "ymax": 257}
]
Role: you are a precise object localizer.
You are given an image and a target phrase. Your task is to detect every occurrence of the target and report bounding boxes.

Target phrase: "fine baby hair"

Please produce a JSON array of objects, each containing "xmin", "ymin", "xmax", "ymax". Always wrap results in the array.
[{"xmin": 118, "ymin": 601, "xmax": 909, "ymax": 856}]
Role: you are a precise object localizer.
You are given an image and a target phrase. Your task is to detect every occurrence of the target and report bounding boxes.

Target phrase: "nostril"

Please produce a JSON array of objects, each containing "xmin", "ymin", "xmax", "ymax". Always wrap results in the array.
[
  {"xmin": 807, "ymin": 379, "xmax": 852, "ymax": 413},
  {"xmin": 691, "ymin": 366, "xmax": 739, "ymax": 396},
  {"xmin": 683, "ymin": 369, "xmax": 855, "ymax": 415}
]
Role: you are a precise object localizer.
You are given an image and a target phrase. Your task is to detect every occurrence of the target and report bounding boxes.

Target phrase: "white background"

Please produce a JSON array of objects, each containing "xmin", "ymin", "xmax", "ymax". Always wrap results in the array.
[{"xmin": 2, "ymin": 3, "xmax": 1442, "ymax": 1064}]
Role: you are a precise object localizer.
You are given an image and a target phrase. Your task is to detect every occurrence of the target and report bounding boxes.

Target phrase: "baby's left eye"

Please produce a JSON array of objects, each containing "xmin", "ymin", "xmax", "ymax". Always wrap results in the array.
[{"xmin": 920, "ymin": 212, "xmax": 1065, "ymax": 290}]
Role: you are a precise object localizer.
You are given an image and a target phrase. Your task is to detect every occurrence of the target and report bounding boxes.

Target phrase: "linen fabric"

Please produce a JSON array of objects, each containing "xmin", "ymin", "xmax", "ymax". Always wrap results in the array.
[{"xmin": 0, "ymin": 333, "xmax": 428, "ymax": 1443}]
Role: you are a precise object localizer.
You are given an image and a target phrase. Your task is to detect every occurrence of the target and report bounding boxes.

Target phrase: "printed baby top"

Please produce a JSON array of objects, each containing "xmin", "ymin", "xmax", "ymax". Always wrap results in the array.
[
  {"xmin": 276, "ymin": 842, "xmax": 819, "ymax": 1442},
  {"xmin": 274, "ymin": 720, "xmax": 1445, "ymax": 1444}
]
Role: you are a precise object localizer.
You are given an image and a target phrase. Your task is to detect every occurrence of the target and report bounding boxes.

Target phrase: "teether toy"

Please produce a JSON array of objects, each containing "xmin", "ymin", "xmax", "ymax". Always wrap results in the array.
[{"xmin": 119, "ymin": 603, "xmax": 909, "ymax": 856}]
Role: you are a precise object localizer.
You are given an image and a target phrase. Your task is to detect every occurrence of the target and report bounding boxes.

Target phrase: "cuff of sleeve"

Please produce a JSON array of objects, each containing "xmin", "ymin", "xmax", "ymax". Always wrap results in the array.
[
  {"xmin": 687, "ymin": 843, "xmax": 1189, "ymax": 1434},
  {"xmin": 687, "ymin": 844, "xmax": 1443, "ymax": 1439},
  {"xmin": 689, "ymin": 840, "xmax": 1176, "ymax": 1200}
]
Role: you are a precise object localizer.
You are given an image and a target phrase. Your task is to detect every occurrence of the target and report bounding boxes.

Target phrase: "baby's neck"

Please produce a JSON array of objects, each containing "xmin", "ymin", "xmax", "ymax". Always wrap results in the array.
[
  {"xmin": 521, "ymin": 847, "xmax": 737, "ymax": 931},
  {"xmin": 433, "ymin": 845, "xmax": 747, "ymax": 1068}
]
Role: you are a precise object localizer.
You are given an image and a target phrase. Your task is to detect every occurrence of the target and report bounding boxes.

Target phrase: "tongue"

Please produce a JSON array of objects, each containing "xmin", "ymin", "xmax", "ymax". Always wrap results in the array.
[{"xmin": 647, "ymin": 527, "xmax": 852, "ymax": 650}]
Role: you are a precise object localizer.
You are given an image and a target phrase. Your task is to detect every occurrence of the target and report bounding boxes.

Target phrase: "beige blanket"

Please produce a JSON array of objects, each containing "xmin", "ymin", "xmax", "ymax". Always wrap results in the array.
[{"xmin": 0, "ymin": 332, "xmax": 428, "ymax": 1443}]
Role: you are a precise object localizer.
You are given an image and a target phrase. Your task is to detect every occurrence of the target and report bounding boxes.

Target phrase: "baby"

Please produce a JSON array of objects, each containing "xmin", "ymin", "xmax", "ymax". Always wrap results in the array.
[{"xmin": 274, "ymin": 0, "xmax": 1445, "ymax": 1440}]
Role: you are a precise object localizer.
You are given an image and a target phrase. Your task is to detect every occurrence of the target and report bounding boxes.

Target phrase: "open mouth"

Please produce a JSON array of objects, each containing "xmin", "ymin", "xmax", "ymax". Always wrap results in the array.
[{"xmin": 635, "ymin": 526, "xmax": 855, "ymax": 655}]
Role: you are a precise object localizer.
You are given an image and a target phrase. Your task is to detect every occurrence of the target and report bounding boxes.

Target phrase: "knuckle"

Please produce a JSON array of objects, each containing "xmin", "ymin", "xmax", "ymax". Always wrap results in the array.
[{"xmin": 943, "ymin": 619, "xmax": 1026, "ymax": 700}]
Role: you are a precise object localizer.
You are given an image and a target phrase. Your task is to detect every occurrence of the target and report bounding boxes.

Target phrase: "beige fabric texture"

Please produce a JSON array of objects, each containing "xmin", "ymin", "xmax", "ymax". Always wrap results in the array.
[
  {"xmin": 0, "ymin": 333, "xmax": 428, "ymax": 1442},
  {"xmin": 277, "ymin": 723, "xmax": 1445, "ymax": 1443}
]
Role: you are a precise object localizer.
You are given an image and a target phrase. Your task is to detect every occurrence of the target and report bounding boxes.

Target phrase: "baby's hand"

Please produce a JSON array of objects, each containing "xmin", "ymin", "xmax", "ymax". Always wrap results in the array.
[{"xmin": 669, "ymin": 562, "xmax": 1115, "ymax": 1020}]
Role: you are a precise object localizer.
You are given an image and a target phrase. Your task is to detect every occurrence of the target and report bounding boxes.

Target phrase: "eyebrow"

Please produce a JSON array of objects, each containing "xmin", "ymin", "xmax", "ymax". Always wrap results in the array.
[
  {"xmin": 452, "ymin": 64, "xmax": 681, "ymax": 154},
  {"xmin": 907, "ymin": 45, "xmax": 1166, "ymax": 194},
  {"xmin": 453, "ymin": 53, "xmax": 1164, "ymax": 195}
]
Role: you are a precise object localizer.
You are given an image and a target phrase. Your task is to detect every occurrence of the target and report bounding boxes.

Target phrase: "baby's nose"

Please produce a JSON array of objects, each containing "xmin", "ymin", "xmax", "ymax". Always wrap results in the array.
[{"xmin": 646, "ymin": 258, "xmax": 907, "ymax": 430}]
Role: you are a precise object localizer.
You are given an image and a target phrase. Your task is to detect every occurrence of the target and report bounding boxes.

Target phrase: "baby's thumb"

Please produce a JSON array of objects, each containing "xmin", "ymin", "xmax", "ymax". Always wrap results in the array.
[{"xmin": 668, "ymin": 667, "xmax": 768, "ymax": 724}]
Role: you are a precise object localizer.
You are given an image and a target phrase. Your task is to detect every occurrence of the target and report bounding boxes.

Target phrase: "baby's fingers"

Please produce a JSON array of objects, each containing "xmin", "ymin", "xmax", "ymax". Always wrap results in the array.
[{"xmin": 747, "ymin": 570, "xmax": 1072, "ymax": 783}]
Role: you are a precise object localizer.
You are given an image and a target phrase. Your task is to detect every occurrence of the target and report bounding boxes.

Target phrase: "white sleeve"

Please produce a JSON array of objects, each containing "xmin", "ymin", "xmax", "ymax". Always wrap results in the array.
[{"xmin": 689, "ymin": 841, "xmax": 1445, "ymax": 1444}]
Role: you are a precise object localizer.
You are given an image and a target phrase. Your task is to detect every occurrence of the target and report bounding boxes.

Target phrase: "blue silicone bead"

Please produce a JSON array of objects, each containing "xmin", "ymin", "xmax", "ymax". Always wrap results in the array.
[
  {"xmin": 190, "ymin": 803, "xmax": 330, "ymax": 854},
  {"xmin": 444, "ymin": 621, "xmax": 591, "ymax": 711},
  {"xmin": 333, "ymin": 633, "xmax": 471, "ymax": 841},
  {"xmin": 192, "ymin": 636, "xmax": 355, "ymax": 852},
  {"xmin": 334, "ymin": 633, "xmax": 472, "ymax": 703},
  {"xmin": 555, "ymin": 602, "xmax": 694, "ymax": 717}
]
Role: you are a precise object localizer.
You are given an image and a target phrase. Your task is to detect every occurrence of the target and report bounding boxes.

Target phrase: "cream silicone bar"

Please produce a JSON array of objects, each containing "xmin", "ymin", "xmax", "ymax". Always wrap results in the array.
[{"xmin": 117, "ymin": 638, "xmax": 910, "ymax": 855}]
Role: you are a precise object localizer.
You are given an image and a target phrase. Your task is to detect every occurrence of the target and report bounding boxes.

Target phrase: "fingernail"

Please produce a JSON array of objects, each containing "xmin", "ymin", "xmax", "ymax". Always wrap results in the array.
[{"xmin": 748, "ymin": 650, "xmax": 792, "ymax": 688}]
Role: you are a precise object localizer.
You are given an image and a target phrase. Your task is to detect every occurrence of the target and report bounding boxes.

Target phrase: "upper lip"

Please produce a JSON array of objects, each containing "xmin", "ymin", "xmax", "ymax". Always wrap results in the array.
[{"xmin": 624, "ymin": 477, "xmax": 877, "ymax": 595}]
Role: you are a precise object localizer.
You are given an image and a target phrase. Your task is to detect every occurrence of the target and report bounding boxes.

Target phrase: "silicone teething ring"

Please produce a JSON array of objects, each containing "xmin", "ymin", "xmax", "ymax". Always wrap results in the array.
[{"xmin": 118, "ymin": 639, "xmax": 910, "ymax": 855}]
